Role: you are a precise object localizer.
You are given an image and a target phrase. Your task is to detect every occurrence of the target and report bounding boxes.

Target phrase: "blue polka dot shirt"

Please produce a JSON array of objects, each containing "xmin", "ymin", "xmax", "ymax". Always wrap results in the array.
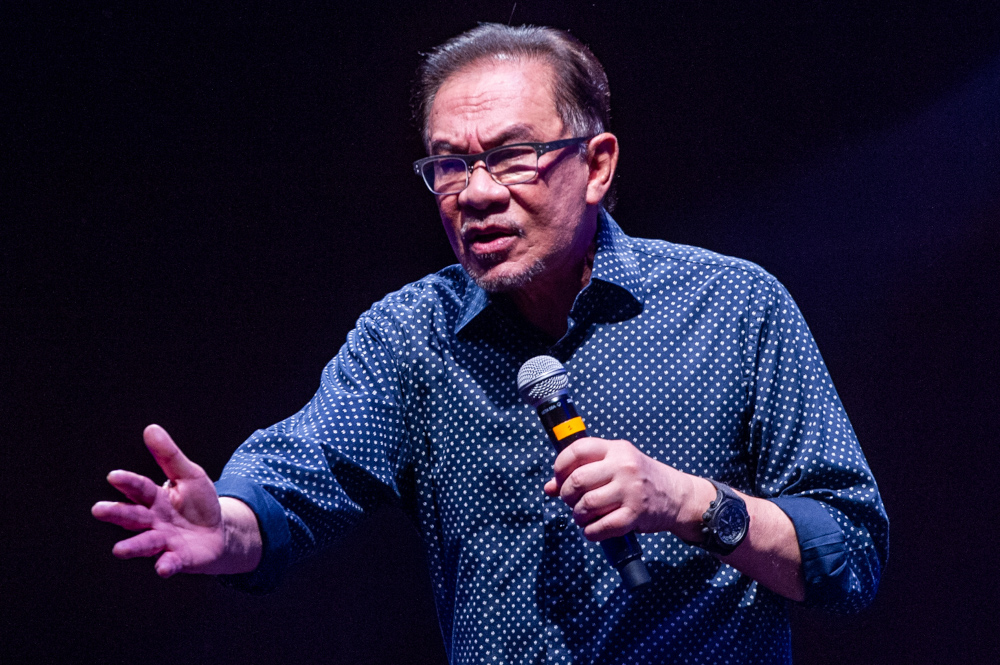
[{"xmin": 216, "ymin": 212, "xmax": 888, "ymax": 664}]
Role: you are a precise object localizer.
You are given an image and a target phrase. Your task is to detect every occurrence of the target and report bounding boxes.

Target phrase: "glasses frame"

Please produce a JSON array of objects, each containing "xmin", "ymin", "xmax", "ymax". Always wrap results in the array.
[{"xmin": 413, "ymin": 136, "xmax": 595, "ymax": 195}]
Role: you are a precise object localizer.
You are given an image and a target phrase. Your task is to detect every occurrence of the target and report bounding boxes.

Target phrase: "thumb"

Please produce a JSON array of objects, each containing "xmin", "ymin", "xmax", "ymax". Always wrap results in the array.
[{"xmin": 144, "ymin": 424, "xmax": 204, "ymax": 482}]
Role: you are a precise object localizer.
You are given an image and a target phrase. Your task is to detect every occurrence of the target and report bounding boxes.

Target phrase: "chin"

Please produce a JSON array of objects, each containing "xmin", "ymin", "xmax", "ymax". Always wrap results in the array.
[{"xmin": 463, "ymin": 256, "xmax": 546, "ymax": 293}]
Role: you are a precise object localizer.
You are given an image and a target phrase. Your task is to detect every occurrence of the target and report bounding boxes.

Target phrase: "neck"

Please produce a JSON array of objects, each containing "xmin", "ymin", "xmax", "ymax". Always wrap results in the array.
[{"xmin": 510, "ymin": 239, "xmax": 596, "ymax": 340}]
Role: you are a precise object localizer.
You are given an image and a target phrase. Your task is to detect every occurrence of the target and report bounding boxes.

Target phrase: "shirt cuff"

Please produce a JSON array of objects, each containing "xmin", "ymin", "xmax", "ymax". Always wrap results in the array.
[
  {"xmin": 769, "ymin": 496, "xmax": 850, "ymax": 607},
  {"xmin": 214, "ymin": 475, "xmax": 292, "ymax": 594}
]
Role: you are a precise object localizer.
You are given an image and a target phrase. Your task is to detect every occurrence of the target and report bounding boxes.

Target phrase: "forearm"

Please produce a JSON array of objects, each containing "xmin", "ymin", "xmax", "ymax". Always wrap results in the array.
[
  {"xmin": 216, "ymin": 497, "xmax": 263, "ymax": 575},
  {"xmin": 674, "ymin": 475, "xmax": 805, "ymax": 602},
  {"xmin": 548, "ymin": 438, "xmax": 808, "ymax": 601},
  {"xmin": 725, "ymin": 493, "xmax": 804, "ymax": 601}
]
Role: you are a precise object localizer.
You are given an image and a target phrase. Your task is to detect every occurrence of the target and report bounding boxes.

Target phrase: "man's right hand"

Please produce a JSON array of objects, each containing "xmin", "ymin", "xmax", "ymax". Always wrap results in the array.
[{"xmin": 92, "ymin": 424, "xmax": 261, "ymax": 578}]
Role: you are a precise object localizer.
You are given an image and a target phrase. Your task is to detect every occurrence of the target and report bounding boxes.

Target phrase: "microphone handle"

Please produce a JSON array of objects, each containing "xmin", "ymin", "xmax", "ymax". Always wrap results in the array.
[{"xmin": 536, "ymin": 396, "xmax": 651, "ymax": 590}]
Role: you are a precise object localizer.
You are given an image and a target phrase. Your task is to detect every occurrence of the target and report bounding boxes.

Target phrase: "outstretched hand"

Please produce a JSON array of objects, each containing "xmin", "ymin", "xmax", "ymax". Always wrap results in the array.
[{"xmin": 92, "ymin": 424, "xmax": 256, "ymax": 577}]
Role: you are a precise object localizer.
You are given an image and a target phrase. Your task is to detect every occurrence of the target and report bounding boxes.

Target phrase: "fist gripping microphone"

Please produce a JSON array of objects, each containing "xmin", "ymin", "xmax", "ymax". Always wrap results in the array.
[{"xmin": 517, "ymin": 355, "xmax": 651, "ymax": 591}]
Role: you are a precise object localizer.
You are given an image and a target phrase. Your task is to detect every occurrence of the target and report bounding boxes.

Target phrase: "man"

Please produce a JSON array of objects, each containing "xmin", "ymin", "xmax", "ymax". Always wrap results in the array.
[{"xmin": 93, "ymin": 24, "xmax": 887, "ymax": 664}]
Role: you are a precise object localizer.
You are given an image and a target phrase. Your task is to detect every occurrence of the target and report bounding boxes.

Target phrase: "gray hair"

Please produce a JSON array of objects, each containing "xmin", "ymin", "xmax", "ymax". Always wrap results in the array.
[{"xmin": 413, "ymin": 23, "xmax": 611, "ymax": 148}]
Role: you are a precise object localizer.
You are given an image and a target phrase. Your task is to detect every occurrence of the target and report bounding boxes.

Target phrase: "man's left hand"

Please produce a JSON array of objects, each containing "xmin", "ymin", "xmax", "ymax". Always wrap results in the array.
[{"xmin": 544, "ymin": 437, "xmax": 706, "ymax": 542}]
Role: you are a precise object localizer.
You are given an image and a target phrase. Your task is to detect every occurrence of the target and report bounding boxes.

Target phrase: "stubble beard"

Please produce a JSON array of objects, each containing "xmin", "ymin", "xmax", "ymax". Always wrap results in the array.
[
  {"xmin": 457, "ymin": 218, "xmax": 545, "ymax": 293},
  {"xmin": 463, "ymin": 253, "xmax": 546, "ymax": 293}
]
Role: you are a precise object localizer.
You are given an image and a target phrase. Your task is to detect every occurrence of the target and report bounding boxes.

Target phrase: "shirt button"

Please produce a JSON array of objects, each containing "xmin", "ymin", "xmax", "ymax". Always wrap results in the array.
[{"xmin": 555, "ymin": 515, "xmax": 570, "ymax": 529}]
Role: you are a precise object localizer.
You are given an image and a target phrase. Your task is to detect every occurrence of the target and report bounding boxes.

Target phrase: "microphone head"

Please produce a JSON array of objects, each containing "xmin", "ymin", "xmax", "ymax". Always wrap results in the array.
[{"xmin": 517, "ymin": 355, "xmax": 570, "ymax": 407}]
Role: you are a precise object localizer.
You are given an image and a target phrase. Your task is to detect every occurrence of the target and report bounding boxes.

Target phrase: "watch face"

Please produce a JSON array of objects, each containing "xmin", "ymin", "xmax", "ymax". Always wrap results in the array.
[{"xmin": 715, "ymin": 503, "xmax": 749, "ymax": 545}]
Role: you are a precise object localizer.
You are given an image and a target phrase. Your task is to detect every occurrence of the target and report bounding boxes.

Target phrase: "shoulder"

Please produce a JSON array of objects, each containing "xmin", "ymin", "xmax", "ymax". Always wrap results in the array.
[
  {"xmin": 357, "ymin": 264, "xmax": 472, "ymax": 333},
  {"xmin": 622, "ymin": 235, "xmax": 784, "ymax": 299}
]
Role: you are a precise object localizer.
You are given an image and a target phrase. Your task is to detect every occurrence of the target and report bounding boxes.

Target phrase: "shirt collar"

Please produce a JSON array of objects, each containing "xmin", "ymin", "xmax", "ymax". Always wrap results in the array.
[
  {"xmin": 455, "ymin": 209, "xmax": 645, "ymax": 334},
  {"xmin": 590, "ymin": 209, "xmax": 645, "ymax": 301}
]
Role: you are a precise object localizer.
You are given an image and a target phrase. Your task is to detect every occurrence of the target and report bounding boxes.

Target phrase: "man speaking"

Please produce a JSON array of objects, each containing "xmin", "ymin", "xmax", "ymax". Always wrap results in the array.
[{"xmin": 93, "ymin": 23, "xmax": 888, "ymax": 664}]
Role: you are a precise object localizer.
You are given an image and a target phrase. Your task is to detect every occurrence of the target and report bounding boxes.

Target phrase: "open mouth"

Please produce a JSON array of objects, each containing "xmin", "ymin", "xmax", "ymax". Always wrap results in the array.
[
  {"xmin": 465, "ymin": 225, "xmax": 521, "ymax": 255},
  {"xmin": 472, "ymin": 230, "xmax": 513, "ymax": 243}
]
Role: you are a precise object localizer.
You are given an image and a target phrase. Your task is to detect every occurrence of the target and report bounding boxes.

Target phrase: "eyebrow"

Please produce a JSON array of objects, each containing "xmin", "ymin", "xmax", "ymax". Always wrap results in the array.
[{"xmin": 430, "ymin": 124, "xmax": 539, "ymax": 155}]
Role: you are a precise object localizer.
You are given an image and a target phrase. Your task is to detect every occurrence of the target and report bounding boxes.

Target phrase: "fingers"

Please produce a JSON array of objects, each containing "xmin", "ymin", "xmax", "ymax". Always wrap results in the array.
[
  {"xmin": 547, "ymin": 437, "xmax": 661, "ymax": 538},
  {"xmin": 155, "ymin": 551, "xmax": 184, "ymax": 578},
  {"xmin": 548, "ymin": 437, "xmax": 627, "ymax": 503},
  {"xmin": 91, "ymin": 501, "xmax": 154, "ymax": 531},
  {"xmin": 559, "ymin": 462, "xmax": 614, "ymax": 508},
  {"xmin": 582, "ymin": 506, "xmax": 638, "ymax": 541},
  {"xmin": 106, "ymin": 469, "xmax": 161, "ymax": 507},
  {"xmin": 144, "ymin": 424, "xmax": 204, "ymax": 482},
  {"xmin": 551, "ymin": 437, "xmax": 609, "ymax": 487},
  {"xmin": 570, "ymin": 481, "xmax": 620, "ymax": 526},
  {"xmin": 111, "ymin": 530, "xmax": 168, "ymax": 560}
]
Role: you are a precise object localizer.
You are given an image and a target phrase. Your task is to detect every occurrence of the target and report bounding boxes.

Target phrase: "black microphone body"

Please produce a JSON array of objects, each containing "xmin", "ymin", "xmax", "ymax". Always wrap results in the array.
[{"xmin": 518, "ymin": 357, "xmax": 651, "ymax": 591}]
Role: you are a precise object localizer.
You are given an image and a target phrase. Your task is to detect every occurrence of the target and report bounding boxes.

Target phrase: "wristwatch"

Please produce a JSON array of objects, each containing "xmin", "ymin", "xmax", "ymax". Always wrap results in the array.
[{"xmin": 695, "ymin": 479, "xmax": 750, "ymax": 556}]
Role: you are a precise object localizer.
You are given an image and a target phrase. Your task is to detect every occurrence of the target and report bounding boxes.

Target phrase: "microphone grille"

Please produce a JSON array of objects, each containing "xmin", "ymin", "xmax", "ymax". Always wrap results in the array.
[{"xmin": 517, "ymin": 355, "xmax": 569, "ymax": 406}]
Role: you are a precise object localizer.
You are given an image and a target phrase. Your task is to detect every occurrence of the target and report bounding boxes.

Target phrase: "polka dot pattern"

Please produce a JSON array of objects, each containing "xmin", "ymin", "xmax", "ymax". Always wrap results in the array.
[{"xmin": 219, "ymin": 213, "xmax": 888, "ymax": 664}]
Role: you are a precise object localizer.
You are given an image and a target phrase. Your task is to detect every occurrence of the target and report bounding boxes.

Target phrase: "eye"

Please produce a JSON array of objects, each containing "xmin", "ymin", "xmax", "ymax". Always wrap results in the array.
[
  {"xmin": 487, "ymin": 146, "xmax": 537, "ymax": 184},
  {"xmin": 434, "ymin": 158, "xmax": 467, "ymax": 175},
  {"xmin": 420, "ymin": 157, "xmax": 469, "ymax": 195}
]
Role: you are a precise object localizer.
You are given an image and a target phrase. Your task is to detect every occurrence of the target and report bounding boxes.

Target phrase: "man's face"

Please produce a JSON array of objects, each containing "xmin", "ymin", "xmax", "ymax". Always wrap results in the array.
[{"xmin": 426, "ymin": 59, "xmax": 594, "ymax": 294}]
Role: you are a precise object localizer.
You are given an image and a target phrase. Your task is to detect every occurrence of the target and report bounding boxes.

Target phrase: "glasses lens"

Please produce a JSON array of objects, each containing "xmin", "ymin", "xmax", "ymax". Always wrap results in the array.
[
  {"xmin": 487, "ymin": 146, "xmax": 537, "ymax": 184},
  {"xmin": 423, "ymin": 158, "xmax": 467, "ymax": 194}
]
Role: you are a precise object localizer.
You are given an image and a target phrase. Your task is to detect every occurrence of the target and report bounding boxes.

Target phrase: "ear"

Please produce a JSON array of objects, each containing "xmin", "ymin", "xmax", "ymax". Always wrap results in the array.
[{"xmin": 584, "ymin": 133, "xmax": 619, "ymax": 206}]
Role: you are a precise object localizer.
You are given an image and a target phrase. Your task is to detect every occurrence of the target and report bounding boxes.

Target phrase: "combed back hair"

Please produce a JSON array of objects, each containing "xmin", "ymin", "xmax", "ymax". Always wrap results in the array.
[{"xmin": 413, "ymin": 23, "xmax": 611, "ymax": 148}]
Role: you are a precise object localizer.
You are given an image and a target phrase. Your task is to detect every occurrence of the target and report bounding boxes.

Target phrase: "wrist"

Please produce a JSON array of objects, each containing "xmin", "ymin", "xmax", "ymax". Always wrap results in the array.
[
  {"xmin": 672, "ymin": 474, "xmax": 718, "ymax": 542},
  {"xmin": 685, "ymin": 479, "xmax": 751, "ymax": 556},
  {"xmin": 219, "ymin": 497, "xmax": 263, "ymax": 574}
]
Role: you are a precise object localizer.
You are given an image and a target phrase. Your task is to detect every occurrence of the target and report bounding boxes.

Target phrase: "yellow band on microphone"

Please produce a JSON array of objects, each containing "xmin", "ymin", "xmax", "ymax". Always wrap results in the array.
[{"xmin": 552, "ymin": 417, "xmax": 585, "ymax": 441}]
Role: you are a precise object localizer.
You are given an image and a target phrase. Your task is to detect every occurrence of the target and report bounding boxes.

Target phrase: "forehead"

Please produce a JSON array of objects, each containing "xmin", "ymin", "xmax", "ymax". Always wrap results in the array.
[{"xmin": 427, "ymin": 59, "xmax": 562, "ymax": 152}]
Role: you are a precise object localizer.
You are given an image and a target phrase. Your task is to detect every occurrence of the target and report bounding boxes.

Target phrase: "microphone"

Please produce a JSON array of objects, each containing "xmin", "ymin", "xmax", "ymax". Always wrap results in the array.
[{"xmin": 517, "ymin": 355, "xmax": 651, "ymax": 591}]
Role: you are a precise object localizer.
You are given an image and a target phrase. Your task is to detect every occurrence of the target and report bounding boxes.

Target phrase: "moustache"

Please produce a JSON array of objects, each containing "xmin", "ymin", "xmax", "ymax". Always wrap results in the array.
[{"xmin": 460, "ymin": 217, "xmax": 525, "ymax": 240}]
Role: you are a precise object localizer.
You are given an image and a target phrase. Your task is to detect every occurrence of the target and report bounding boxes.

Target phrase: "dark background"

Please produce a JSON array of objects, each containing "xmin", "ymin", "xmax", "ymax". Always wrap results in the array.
[{"xmin": 4, "ymin": 1, "xmax": 999, "ymax": 663}]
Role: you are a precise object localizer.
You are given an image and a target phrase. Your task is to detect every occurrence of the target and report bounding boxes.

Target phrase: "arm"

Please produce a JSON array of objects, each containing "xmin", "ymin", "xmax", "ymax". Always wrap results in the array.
[
  {"xmin": 92, "ymin": 424, "xmax": 262, "ymax": 577},
  {"xmin": 545, "ymin": 438, "xmax": 805, "ymax": 601},
  {"xmin": 210, "ymin": 312, "xmax": 413, "ymax": 592},
  {"xmin": 95, "ymin": 309, "xmax": 413, "ymax": 590},
  {"xmin": 547, "ymin": 276, "xmax": 887, "ymax": 610}
]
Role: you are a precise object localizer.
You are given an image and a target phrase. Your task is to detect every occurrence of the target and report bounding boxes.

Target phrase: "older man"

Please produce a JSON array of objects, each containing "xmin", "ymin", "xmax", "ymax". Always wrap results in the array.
[{"xmin": 94, "ymin": 24, "xmax": 887, "ymax": 664}]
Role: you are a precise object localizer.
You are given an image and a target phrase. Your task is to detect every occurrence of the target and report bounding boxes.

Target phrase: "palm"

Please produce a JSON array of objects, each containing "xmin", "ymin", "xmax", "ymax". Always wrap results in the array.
[{"xmin": 92, "ymin": 424, "xmax": 226, "ymax": 577}]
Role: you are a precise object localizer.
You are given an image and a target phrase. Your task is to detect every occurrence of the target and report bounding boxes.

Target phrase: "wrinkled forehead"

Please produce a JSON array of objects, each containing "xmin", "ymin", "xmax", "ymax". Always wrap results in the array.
[{"xmin": 425, "ymin": 58, "xmax": 562, "ymax": 151}]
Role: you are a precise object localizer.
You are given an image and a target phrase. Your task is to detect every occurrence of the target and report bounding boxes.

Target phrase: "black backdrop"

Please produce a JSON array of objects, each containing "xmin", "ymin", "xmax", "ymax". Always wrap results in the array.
[{"xmin": 4, "ymin": 2, "xmax": 1000, "ymax": 663}]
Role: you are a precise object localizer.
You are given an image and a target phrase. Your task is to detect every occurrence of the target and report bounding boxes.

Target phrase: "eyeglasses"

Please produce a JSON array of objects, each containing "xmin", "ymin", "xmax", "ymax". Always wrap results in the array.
[{"xmin": 413, "ymin": 136, "xmax": 594, "ymax": 195}]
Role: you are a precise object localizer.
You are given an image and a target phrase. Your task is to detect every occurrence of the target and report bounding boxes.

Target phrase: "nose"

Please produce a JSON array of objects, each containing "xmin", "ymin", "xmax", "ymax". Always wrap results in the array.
[{"xmin": 457, "ymin": 162, "xmax": 510, "ymax": 211}]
